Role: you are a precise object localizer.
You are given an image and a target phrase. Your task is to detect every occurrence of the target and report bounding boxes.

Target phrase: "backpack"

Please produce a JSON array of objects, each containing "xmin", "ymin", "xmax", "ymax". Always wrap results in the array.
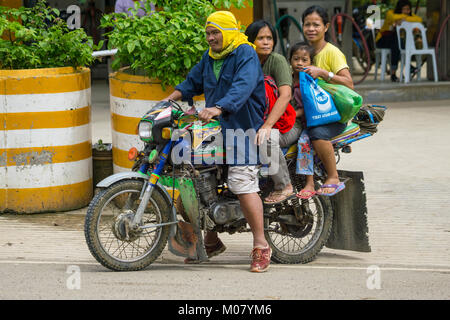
[
  {"xmin": 264, "ymin": 75, "xmax": 296, "ymax": 134},
  {"xmin": 352, "ymin": 105, "xmax": 387, "ymax": 135}
]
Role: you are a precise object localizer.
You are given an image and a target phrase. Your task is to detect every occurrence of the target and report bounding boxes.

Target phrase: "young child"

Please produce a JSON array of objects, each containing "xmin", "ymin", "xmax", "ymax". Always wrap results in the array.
[{"xmin": 289, "ymin": 42, "xmax": 316, "ymax": 200}]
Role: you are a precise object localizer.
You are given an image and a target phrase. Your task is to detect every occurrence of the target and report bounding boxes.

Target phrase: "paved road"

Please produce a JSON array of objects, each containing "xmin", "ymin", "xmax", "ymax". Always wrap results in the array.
[
  {"xmin": 0, "ymin": 262, "xmax": 448, "ymax": 300},
  {"xmin": 1, "ymin": 95, "xmax": 449, "ymax": 300}
]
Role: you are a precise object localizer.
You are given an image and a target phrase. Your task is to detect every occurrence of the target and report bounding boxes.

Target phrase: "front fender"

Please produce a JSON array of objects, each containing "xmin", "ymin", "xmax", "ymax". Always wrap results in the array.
[
  {"xmin": 96, "ymin": 172, "xmax": 148, "ymax": 188},
  {"xmin": 96, "ymin": 172, "xmax": 177, "ymax": 236}
]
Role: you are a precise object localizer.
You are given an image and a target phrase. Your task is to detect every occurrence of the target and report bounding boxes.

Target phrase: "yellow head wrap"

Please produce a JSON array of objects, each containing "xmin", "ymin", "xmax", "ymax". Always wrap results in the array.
[{"xmin": 205, "ymin": 11, "xmax": 255, "ymax": 60}]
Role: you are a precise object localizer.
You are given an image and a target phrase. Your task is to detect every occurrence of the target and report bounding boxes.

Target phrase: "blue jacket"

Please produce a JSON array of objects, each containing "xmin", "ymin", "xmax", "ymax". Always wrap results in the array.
[{"xmin": 175, "ymin": 44, "xmax": 266, "ymax": 165}]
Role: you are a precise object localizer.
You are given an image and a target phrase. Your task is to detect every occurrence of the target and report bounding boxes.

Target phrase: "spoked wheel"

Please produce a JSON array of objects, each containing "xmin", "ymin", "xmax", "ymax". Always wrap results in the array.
[
  {"xmin": 84, "ymin": 180, "xmax": 171, "ymax": 271},
  {"xmin": 264, "ymin": 161, "xmax": 333, "ymax": 264},
  {"xmin": 353, "ymin": 38, "xmax": 368, "ymax": 72}
]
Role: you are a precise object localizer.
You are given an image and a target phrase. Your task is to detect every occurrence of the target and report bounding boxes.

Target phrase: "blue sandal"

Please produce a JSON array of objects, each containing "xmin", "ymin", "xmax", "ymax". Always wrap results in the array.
[{"xmin": 317, "ymin": 182, "xmax": 345, "ymax": 197}]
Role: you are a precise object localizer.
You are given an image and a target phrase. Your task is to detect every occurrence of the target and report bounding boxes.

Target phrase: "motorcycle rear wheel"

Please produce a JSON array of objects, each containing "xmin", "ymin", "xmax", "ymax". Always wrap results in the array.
[
  {"xmin": 84, "ymin": 179, "xmax": 170, "ymax": 271},
  {"xmin": 264, "ymin": 162, "xmax": 333, "ymax": 264},
  {"xmin": 264, "ymin": 194, "xmax": 333, "ymax": 264}
]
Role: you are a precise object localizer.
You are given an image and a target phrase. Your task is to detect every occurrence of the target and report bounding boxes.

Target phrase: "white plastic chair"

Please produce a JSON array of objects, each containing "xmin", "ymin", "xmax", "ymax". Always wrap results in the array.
[
  {"xmin": 396, "ymin": 21, "xmax": 438, "ymax": 83},
  {"xmin": 370, "ymin": 23, "xmax": 392, "ymax": 81}
]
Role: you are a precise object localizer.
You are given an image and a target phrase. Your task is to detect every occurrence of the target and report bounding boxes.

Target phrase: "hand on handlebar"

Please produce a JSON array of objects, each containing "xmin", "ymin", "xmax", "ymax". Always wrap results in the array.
[{"xmin": 198, "ymin": 106, "xmax": 222, "ymax": 122}]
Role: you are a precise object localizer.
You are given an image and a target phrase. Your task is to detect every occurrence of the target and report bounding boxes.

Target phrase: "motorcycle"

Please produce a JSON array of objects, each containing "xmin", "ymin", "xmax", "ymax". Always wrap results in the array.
[
  {"xmin": 352, "ymin": 4, "xmax": 376, "ymax": 72},
  {"xmin": 84, "ymin": 100, "xmax": 383, "ymax": 271}
]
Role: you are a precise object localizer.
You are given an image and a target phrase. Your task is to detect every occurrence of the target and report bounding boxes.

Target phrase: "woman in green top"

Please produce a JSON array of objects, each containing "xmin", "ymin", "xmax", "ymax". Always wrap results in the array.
[{"xmin": 245, "ymin": 20, "xmax": 299, "ymax": 204}]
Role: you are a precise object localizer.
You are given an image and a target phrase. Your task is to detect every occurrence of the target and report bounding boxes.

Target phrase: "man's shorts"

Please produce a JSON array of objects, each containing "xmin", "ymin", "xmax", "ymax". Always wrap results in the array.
[{"xmin": 228, "ymin": 165, "xmax": 260, "ymax": 195}]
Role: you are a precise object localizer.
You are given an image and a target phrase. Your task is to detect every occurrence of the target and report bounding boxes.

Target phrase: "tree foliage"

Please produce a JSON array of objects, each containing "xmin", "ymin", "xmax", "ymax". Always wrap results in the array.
[
  {"xmin": 102, "ymin": 0, "xmax": 252, "ymax": 88},
  {"xmin": 0, "ymin": 0, "xmax": 99, "ymax": 70}
]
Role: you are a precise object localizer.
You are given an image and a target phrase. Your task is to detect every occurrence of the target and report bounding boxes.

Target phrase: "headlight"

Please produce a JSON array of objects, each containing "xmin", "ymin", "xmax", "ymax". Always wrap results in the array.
[{"xmin": 138, "ymin": 121, "xmax": 152, "ymax": 140}]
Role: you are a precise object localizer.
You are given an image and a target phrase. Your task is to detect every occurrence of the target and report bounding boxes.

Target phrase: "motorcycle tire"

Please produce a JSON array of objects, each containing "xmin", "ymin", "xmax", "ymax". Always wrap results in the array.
[
  {"xmin": 84, "ymin": 179, "xmax": 171, "ymax": 271},
  {"xmin": 264, "ymin": 163, "xmax": 333, "ymax": 264},
  {"xmin": 352, "ymin": 39, "xmax": 368, "ymax": 72}
]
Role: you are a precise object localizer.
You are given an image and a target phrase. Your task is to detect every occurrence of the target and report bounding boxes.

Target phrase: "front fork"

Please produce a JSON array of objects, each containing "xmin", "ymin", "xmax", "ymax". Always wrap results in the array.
[{"xmin": 131, "ymin": 141, "xmax": 173, "ymax": 228}]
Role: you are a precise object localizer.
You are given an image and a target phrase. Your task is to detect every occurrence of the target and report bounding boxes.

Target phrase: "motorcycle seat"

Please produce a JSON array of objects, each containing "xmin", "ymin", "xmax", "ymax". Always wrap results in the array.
[
  {"xmin": 330, "ymin": 122, "xmax": 361, "ymax": 145},
  {"xmin": 281, "ymin": 122, "xmax": 361, "ymax": 158}
]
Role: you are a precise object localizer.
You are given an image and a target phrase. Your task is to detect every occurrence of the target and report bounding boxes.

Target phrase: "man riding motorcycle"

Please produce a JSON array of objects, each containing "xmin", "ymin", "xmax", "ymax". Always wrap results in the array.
[
  {"xmin": 163, "ymin": 11, "xmax": 273, "ymax": 273},
  {"xmin": 84, "ymin": 9, "xmax": 380, "ymax": 274}
]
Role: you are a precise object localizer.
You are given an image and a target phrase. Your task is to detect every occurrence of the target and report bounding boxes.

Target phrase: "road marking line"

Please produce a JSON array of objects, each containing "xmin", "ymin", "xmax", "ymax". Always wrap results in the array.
[
  {"xmin": 0, "ymin": 260, "xmax": 97, "ymax": 265},
  {"xmin": 0, "ymin": 260, "xmax": 448, "ymax": 273},
  {"xmin": 271, "ymin": 265, "xmax": 450, "ymax": 273}
]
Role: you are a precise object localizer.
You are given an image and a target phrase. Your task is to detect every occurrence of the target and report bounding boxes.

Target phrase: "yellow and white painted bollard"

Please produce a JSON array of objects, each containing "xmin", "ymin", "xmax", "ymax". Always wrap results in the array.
[
  {"xmin": 0, "ymin": 67, "xmax": 93, "ymax": 213},
  {"xmin": 109, "ymin": 71, "xmax": 204, "ymax": 200},
  {"xmin": 109, "ymin": 71, "xmax": 204, "ymax": 173}
]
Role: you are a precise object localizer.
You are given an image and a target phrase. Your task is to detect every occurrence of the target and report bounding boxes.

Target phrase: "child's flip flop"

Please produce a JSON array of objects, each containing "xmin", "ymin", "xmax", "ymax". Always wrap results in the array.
[
  {"xmin": 317, "ymin": 182, "xmax": 345, "ymax": 197},
  {"xmin": 296, "ymin": 189, "xmax": 316, "ymax": 200}
]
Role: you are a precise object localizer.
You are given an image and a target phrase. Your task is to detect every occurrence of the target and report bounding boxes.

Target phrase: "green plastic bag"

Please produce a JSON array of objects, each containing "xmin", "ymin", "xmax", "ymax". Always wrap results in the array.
[{"xmin": 317, "ymin": 80, "xmax": 363, "ymax": 123}]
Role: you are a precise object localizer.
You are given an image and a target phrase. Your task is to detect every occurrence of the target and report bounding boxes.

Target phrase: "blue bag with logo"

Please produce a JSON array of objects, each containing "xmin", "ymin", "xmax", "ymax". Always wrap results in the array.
[{"xmin": 299, "ymin": 71, "xmax": 341, "ymax": 127}]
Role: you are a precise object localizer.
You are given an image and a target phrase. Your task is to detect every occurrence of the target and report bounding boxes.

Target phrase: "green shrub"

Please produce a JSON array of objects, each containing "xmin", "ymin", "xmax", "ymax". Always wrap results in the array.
[
  {"xmin": 0, "ymin": 0, "xmax": 100, "ymax": 70},
  {"xmin": 101, "ymin": 0, "xmax": 252, "ymax": 88}
]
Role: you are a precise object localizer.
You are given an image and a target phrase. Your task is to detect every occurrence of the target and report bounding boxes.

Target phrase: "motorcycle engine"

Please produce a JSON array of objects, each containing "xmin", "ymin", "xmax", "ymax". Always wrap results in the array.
[
  {"xmin": 194, "ymin": 171, "xmax": 244, "ymax": 226},
  {"xmin": 210, "ymin": 201, "xmax": 244, "ymax": 225},
  {"xmin": 195, "ymin": 171, "xmax": 218, "ymax": 206}
]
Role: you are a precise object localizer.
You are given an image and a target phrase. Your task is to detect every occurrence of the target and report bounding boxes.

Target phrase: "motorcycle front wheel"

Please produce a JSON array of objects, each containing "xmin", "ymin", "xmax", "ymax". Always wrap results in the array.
[{"xmin": 84, "ymin": 179, "xmax": 171, "ymax": 271}]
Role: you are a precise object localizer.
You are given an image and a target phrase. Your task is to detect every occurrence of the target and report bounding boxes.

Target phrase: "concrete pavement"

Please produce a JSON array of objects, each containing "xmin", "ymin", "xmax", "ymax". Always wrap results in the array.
[
  {"xmin": 1, "ymin": 262, "xmax": 449, "ymax": 299},
  {"xmin": 0, "ymin": 81, "xmax": 449, "ymax": 299}
]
